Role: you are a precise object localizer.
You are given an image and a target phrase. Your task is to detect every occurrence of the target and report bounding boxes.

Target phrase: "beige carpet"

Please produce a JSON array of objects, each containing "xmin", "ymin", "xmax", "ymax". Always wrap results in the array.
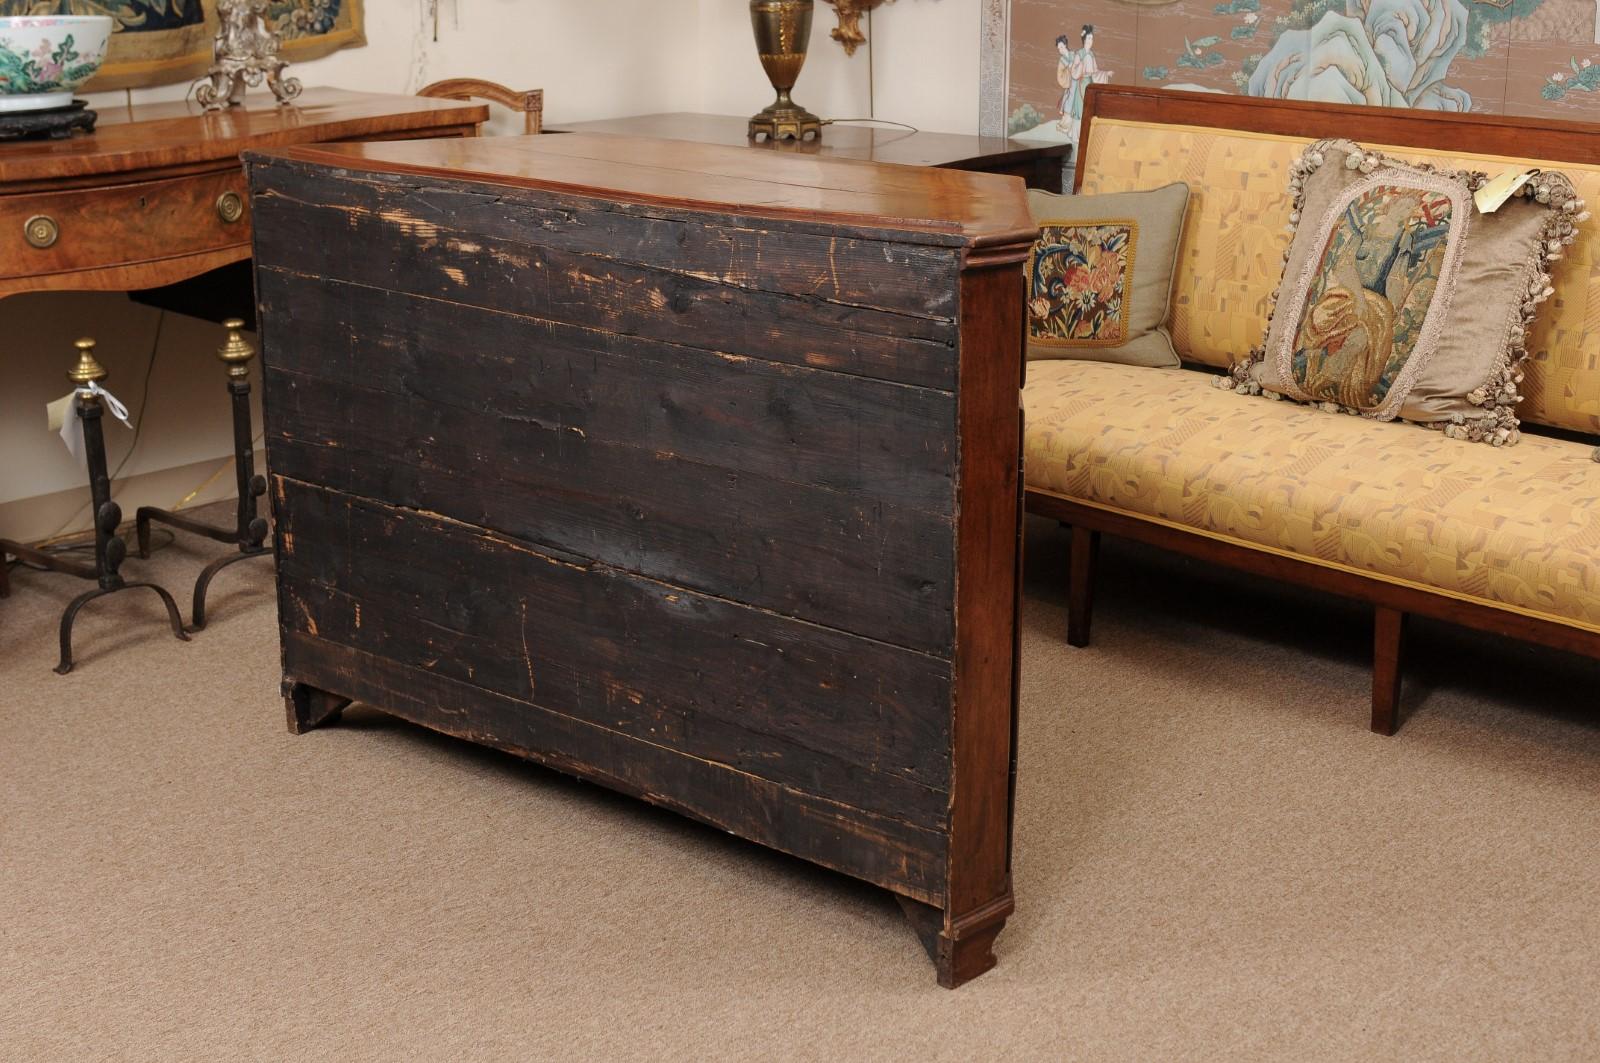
[{"xmin": 4, "ymin": 505, "xmax": 1599, "ymax": 1061}]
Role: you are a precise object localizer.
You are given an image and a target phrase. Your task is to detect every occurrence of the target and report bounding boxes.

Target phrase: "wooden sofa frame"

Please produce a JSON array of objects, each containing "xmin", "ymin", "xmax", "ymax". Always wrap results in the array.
[{"xmin": 1030, "ymin": 85, "xmax": 1600, "ymax": 735}]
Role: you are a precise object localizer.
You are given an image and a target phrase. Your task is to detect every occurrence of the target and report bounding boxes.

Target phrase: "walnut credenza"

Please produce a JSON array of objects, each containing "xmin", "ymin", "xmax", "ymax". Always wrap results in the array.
[{"xmin": 246, "ymin": 134, "xmax": 1033, "ymax": 987}]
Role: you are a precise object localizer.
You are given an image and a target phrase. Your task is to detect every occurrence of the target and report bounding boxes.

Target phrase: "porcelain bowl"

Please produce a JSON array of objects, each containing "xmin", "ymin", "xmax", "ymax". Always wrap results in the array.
[{"xmin": 0, "ymin": 15, "xmax": 113, "ymax": 114}]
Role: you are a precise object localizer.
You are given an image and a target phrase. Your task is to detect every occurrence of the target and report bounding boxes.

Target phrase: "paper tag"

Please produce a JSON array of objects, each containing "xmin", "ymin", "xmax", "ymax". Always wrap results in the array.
[
  {"xmin": 47, "ymin": 384, "xmax": 132, "ymax": 462},
  {"xmin": 1475, "ymin": 168, "xmax": 1539, "ymax": 214},
  {"xmin": 53, "ymin": 393, "xmax": 85, "ymax": 462},
  {"xmin": 45, "ymin": 392, "xmax": 73, "ymax": 434}
]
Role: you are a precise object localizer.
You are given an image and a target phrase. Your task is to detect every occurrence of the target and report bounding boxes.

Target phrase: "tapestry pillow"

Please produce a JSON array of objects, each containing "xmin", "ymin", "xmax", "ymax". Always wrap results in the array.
[
  {"xmin": 1024, "ymin": 182, "xmax": 1190, "ymax": 368},
  {"xmin": 1224, "ymin": 139, "xmax": 1586, "ymax": 446}
]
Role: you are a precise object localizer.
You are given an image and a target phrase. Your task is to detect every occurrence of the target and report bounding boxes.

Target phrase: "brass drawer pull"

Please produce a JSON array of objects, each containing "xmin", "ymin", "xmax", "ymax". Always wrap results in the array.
[
  {"xmin": 216, "ymin": 191, "xmax": 245, "ymax": 224},
  {"xmin": 24, "ymin": 214, "xmax": 59, "ymax": 249}
]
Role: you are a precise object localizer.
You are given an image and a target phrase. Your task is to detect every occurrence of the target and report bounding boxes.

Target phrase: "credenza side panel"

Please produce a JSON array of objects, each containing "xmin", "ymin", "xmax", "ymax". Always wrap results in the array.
[
  {"xmin": 945, "ymin": 261, "xmax": 1026, "ymax": 944},
  {"xmin": 249, "ymin": 159, "xmax": 979, "ymax": 904}
]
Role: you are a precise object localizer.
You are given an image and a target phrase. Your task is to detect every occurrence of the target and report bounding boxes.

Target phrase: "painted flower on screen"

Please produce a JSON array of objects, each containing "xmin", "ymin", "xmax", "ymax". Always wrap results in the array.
[{"xmin": 1247, "ymin": 0, "xmax": 1470, "ymax": 110}]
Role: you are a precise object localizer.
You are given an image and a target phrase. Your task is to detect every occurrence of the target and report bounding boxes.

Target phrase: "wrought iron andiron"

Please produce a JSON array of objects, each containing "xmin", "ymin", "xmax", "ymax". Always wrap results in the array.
[
  {"xmin": 0, "ymin": 338, "xmax": 189, "ymax": 674},
  {"xmin": 137, "ymin": 319, "xmax": 271, "ymax": 631}
]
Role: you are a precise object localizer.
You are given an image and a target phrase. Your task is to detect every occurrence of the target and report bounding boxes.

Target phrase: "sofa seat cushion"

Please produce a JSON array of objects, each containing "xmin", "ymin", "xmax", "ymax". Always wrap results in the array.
[{"xmin": 1024, "ymin": 360, "xmax": 1600, "ymax": 633}]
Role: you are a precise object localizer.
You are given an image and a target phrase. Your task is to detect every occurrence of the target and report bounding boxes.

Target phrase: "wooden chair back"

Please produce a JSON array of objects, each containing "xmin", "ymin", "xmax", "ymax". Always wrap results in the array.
[{"xmin": 417, "ymin": 79, "xmax": 544, "ymax": 135}]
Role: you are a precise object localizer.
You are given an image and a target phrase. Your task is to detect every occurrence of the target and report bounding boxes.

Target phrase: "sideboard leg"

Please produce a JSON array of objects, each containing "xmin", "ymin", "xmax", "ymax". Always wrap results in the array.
[
  {"xmin": 285, "ymin": 682, "xmax": 351, "ymax": 734},
  {"xmin": 895, "ymin": 893, "xmax": 1013, "ymax": 989}
]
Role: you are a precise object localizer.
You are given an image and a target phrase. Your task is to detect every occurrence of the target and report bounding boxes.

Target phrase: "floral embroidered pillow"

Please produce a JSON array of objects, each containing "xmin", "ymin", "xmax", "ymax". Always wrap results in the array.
[
  {"xmin": 1025, "ymin": 182, "xmax": 1190, "ymax": 368},
  {"xmin": 1225, "ymin": 139, "xmax": 1586, "ymax": 446}
]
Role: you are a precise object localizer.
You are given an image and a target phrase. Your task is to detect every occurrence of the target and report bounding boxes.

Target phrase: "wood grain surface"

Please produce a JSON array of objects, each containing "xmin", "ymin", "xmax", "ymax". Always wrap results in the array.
[
  {"xmin": 253, "ymin": 133, "xmax": 1040, "ymax": 248},
  {"xmin": 0, "ymin": 88, "xmax": 486, "ymax": 190},
  {"xmin": 0, "ymin": 89, "xmax": 486, "ymax": 302}
]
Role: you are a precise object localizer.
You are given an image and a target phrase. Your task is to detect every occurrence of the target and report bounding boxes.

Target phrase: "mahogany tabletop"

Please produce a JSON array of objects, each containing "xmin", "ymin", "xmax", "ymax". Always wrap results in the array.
[
  {"xmin": 258, "ymin": 131, "xmax": 1040, "ymax": 250},
  {"xmin": 0, "ymin": 88, "xmax": 488, "ymax": 188}
]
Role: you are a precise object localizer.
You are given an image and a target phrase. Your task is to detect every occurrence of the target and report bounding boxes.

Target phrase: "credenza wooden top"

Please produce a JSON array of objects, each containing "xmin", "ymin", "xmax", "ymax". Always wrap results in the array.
[
  {"xmin": 0, "ymin": 88, "xmax": 487, "ymax": 187},
  {"xmin": 260, "ymin": 132, "xmax": 1039, "ymax": 249}
]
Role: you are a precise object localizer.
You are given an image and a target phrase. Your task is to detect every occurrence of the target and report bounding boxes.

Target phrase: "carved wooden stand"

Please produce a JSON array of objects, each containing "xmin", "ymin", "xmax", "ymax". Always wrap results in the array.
[
  {"xmin": 0, "ymin": 101, "xmax": 97, "ymax": 142},
  {"xmin": 0, "ymin": 339, "xmax": 189, "ymax": 673},
  {"xmin": 136, "ymin": 319, "xmax": 271, "ymax": 630}
]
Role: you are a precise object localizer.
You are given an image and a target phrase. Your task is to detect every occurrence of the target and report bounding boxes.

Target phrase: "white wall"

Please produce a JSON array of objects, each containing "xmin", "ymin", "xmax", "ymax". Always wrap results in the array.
[
  {"xmin": 695, "ymin": 0, "xmax": 981, "ymax": 134},
  {"xmin": 2, "ymin": 0, "xmax": 980, "ymax": 544}
]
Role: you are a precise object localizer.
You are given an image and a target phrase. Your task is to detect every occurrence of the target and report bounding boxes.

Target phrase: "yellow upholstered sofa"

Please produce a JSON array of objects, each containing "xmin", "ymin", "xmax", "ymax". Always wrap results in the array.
[{"xmin": 1024, "ymin": 86, "xmax": 1600, "ymax": 734}]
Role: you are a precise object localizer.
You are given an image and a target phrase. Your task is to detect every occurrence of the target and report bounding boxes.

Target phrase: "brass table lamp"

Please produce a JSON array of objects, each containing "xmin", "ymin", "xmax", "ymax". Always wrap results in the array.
[{"xmin": 749, "ymin": 0, "xmax": 822, "ymax": 142}]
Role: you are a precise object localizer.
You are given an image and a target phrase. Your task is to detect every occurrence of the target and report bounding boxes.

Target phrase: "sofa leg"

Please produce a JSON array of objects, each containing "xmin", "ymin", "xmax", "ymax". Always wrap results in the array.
[
  {"xmin": 1372, "ymin": 606, "xmax": 1407, "ymax": 736},
  {"xmin": 1067, "ymin": 527, "xmax": 1100, "ymax": 648}
]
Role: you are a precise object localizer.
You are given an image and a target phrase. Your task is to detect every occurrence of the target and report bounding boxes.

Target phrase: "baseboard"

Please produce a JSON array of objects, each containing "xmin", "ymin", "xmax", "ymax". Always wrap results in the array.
[{"xmin": 0, "ymin": 450, "xmax": 266, "ymax": 546}]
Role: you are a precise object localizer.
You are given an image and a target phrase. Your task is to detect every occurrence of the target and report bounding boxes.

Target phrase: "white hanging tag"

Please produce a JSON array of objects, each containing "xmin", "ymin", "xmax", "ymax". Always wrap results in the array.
[
  {"xmin": 48, "ymin": 383, "xmax": 133, "ymax": 462},
  {"xmin": 1475, "ymin": 168, "xmax": 1539, "ymax": 215}
]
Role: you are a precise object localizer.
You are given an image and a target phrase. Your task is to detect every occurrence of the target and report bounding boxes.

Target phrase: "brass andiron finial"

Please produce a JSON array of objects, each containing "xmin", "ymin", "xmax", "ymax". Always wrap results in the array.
[
  {"xmin": 68, "ymin": 337, "xmax": 107, "ymax": 390},
  {"xmin": 218, "ymin": 318, "xmax": 256, "ymax": 379},
  {"xmin": 749, "ymin": 0, "xmax": 823, "ymax": 142},
  {"xmin": 136, "ymin": 317, "xmax": 274, "ymax": 632}
]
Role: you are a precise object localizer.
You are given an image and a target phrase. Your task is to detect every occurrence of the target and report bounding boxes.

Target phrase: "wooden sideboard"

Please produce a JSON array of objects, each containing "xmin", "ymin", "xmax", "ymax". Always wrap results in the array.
[
  {"xmin": 551, "ymin": 112, "xmax": 1072, "ymax": 192},
  {"xmin": 246, "ymin": 133, "xmax": 1033, "ymax": 987},
  {"xmin": 0, "ymin": 88, "xmax": 488, "ymax": 304}
]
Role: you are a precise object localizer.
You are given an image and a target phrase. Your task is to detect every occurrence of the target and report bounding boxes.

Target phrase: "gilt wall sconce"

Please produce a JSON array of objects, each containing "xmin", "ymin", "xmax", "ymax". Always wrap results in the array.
[{"xmin": 824, "ymin": 0, "xmax": 895, "ymax": 55}]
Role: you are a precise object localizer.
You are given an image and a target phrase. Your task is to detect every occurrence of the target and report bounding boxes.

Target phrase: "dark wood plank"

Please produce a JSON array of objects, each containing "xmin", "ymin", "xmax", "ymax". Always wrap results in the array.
[
  {"xmin": 255, "ymin": 272, "xmax": 957, "ymax": 653},
  {"xmin": 255, "ymin": 269, "xmax": 957, "ymax": 508},
  {"xmin": 263, "ymin": 419, "xmax": 955, "ymax": 657},
  {"xmin": 255, "ymin": 162, "xmax": 961, "ymax": 320},
  {"xmin": 273, "ymin": 476, "xmax": 954, "ymax": 823},
  {"xmin": 248, "ymin": 163, "xmax": 961, "ymax": 391},
  {"xmin": 282, "ymin": 629, "xmax": 948, "ymax": 903}
]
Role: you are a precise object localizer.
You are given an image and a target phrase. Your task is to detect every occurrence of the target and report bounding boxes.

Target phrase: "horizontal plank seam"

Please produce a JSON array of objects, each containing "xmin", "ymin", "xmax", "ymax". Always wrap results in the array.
[
  {"xmin": 253, "ymin": 184, "xmax": 959, "ymax": 327},
  {"xmin": 256, "ymin": 263, "xmax": 958, "ymax": 395},
  {"xmin": 266, "ymin": 363, "xmax": 954, "ymax": 517},
  {"xmin": 283, "ymin": 574, "xmax": 952, "ymax": 797},
  {"xmin": 285, "ymin": 629, "xmax": 953, "ymax": 842},
  {"xmin": 276, "ymin": 474, "xmax": 958, "ymax": 663},
  {"xmin": 415, "ymin": 182, "xmax": 960, "ymax": 324},
  {"xmin": 251, "ymin": 155, "xmax": 976, "ymax": 249}
]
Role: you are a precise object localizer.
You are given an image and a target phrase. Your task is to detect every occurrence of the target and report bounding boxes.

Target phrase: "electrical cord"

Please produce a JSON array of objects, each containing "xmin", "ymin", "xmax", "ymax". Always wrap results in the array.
[
  {"xmin": 823, "ymin": 118, "xmax": 920, "ymax": 132},
  {"xmin": 169, "ymin": 432, "xmax": 264, "ymax": 512},
  {"xmin": 109, "ymin": 310, "xmax": 165, "ymax": 485},
  {"xmin": 821, "ymin": 11, "xmax": 920, "ymax": 141}
]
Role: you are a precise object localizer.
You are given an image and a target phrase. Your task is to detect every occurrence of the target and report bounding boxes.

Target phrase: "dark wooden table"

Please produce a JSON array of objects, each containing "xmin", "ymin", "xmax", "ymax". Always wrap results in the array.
[
  {"xmin": 248, "ymin": 132, "xmax": 1033, "ymax": 988},
  {"xmin": 551, "ymin": 111, "xmax": 1071, "ymax": 192}
]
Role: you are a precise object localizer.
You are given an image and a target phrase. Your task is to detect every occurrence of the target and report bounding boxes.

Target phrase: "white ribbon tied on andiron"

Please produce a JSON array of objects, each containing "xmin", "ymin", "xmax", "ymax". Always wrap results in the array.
[{"xmin": 47, "ymin": 382, "xmax": 134, "ymax": 463}]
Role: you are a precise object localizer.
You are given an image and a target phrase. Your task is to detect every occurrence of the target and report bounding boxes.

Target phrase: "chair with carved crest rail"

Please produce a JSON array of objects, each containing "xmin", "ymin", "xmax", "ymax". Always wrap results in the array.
[{"xmin": 417, "ymin": 79, "xmax": 544, "ymax": 135}]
